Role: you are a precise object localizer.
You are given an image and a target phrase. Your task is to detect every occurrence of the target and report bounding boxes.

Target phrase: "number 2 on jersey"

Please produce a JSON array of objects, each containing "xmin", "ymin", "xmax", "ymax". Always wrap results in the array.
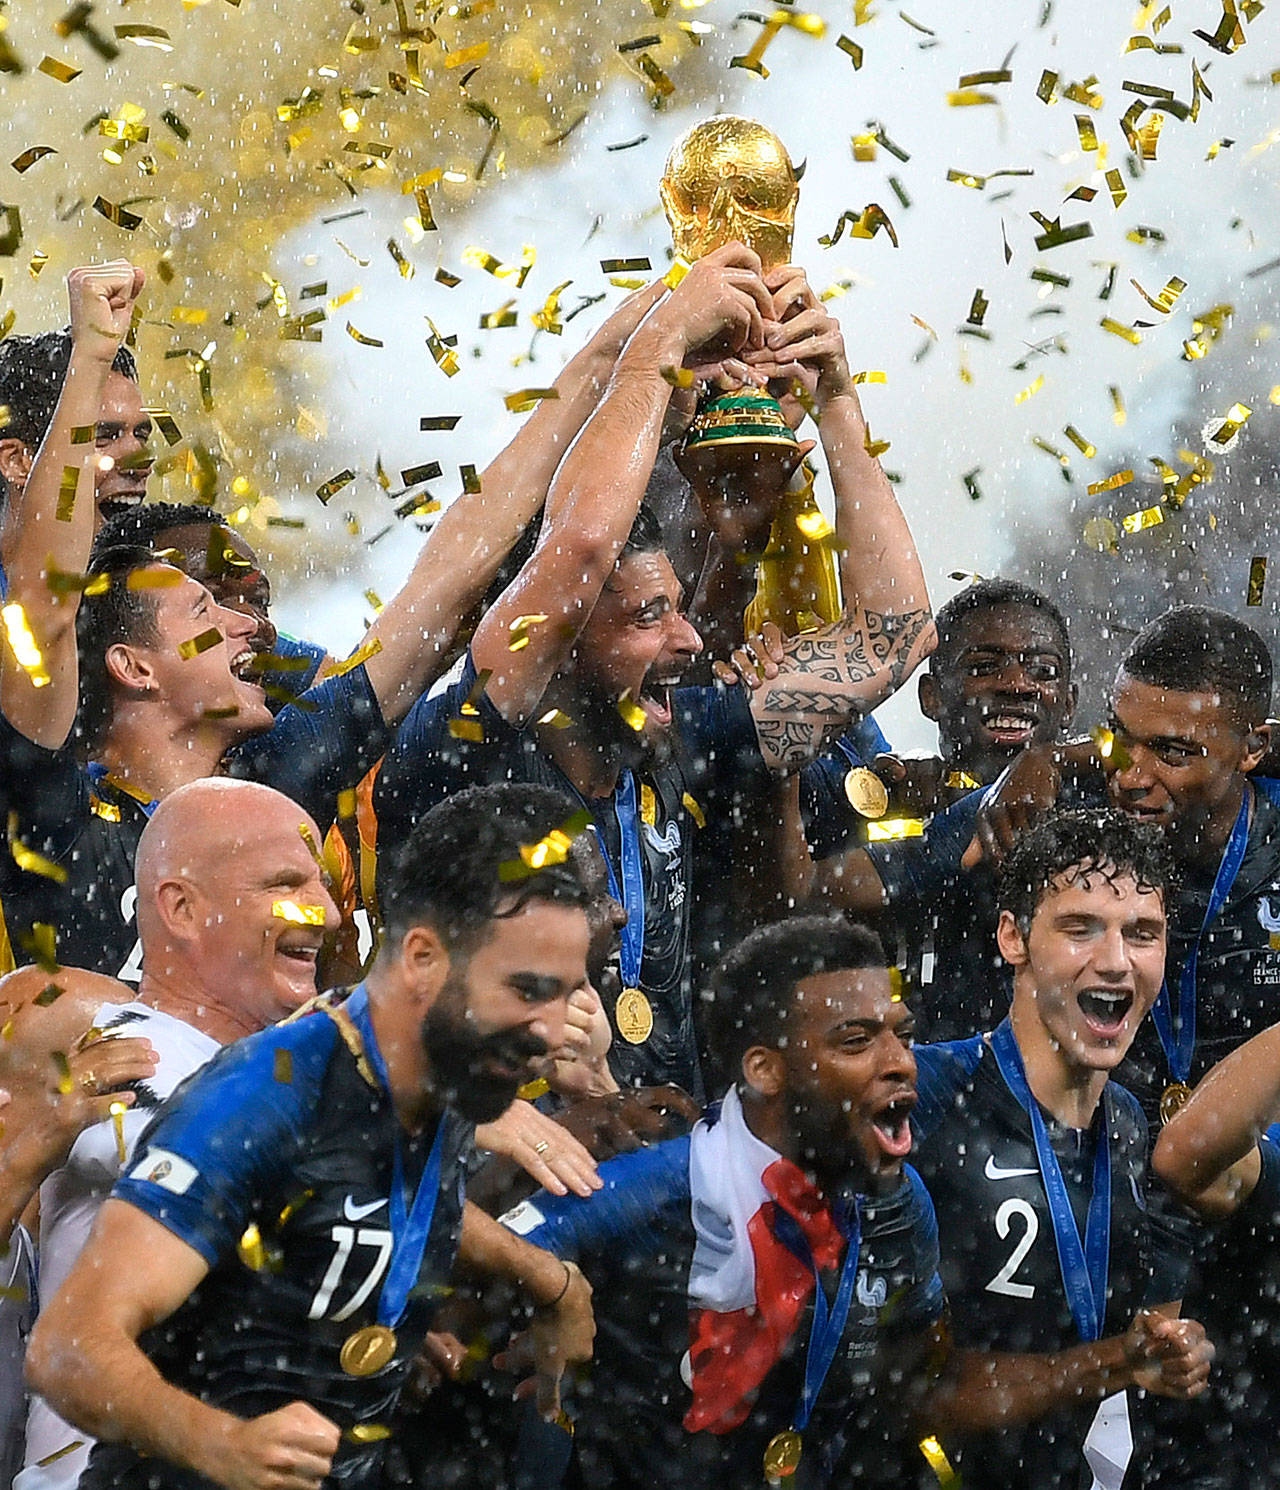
[{"xmin": 985, "ymin": 1197, "xmax": 1038, "ymax": 1300}]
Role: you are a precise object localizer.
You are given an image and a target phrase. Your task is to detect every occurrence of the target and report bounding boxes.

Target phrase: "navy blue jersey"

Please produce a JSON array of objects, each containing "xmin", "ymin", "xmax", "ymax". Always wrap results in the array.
[
  {"xmin": 798, "ymin": 716, "xmax": 892, "ymax": 861},
  {"xmin": 1141, "ymin": 1131, "xmax": 1280, "ymax": 1489},
  {"xmin": 911, "ymin": 1036, "xmax": 1153, "ymax": 1490},
  {"xmin": 0, "ymin": 665, "xmax": 388, "ymax": 980},
  {"xmin": 504, "ymin": 1135, "xmax": 943, "ymax": 1490},
  {"xmin": 80, "ymin": 996, "xmax": 473, "ymax": 1490},
  {"xmin": 374, "ymin": 657, "xmax": 763, "ymax": 1099}
]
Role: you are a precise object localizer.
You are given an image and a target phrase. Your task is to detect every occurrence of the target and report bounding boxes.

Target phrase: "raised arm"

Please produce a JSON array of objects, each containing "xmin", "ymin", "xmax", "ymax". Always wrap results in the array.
[
  {"xmin": 739, "ymin": 271, "xmax": 934, "ymax": 771},
  {"xmin": 356, "ymin": 282, "xmax": 670, "ymax": 725},
  {"xmin": 0, "ymin": 263, "xmax": 143, "ymax": 747},
  {"xmin": 472, "ymin": 243, "xmax": 773, "ymax": 726},
  {"xmin": 27, "ymin": 1198, "xmax": 341, "ymax": 1489},
  {"xmin": 1153, "ymin": 1018, "xmax": 1280, "ymax": 1219}
]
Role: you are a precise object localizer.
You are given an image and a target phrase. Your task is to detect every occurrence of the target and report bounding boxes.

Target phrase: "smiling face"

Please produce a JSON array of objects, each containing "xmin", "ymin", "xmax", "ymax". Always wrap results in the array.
[
  {"xmin": 1000, "ymin": 868, "xmax": 1166, "ymax": 1075},
  {"xmin": 154, "ymin": 521, "xmax": 278, "ymax": 658},
  {"xmin": 92, "ymin": 372, "xmax": 154, "ymax": 518},
  {"xmin": 777, "ymin": 966, "xmax": 918, "ymax": 1191},
  {"xmin": 921, "ymin": 603, "xmax": 1075, "ymax": 781},
  {"xmin": 1106, "ymin": 671, "xmax": 1268, "ymax": 864},
  {"xmin": 183, "ymin": 796, "xmax": 340, "ymax": 1022},
  {"xmin": 570, "ymin": 548, "xmax": 703, "ymax": 749},
  {"xmin": 114, "ymin": 566, "xmax": 274, "ymax": 737}
]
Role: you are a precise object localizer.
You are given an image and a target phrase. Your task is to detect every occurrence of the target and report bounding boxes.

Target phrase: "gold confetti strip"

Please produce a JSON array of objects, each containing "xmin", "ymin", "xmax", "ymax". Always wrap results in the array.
[
  {"xmin": 345, "ymin": 321, "xmax": 383, "ymax": 347},
  {"xmin": 387, "ymin": 239, "xmax": 413, "ymax": 279},
  {"xmin": 1014, "ymin": 374, "xmax": 1044, "ymax": 405},
  {"xmin": 518, "ymin": 1076, "xmax": 551, "ymax": 1101},
  {"xmin": 11, "ymin": 146, "xmax": 56, "ymax": 174},
  {"xmin": 1031, "ymin": 216, "xmax": 1093, "ymax": 251},
  {"xmin": 636, "ymin": 53, "xmax": 675, "ymax": 95},
  {"xmin": 730, "ymin": 13, "xmax": 783, "ymax": 77},
  {"xmin": 600, "ymin": 257, "xmax": 651, "ymax": 274},
  {"xmin": 1075, "ymin": 115, "xmax": 1100, "ymax": 156},
  {"xmin": 23, "ymin": 924, "xmax": 58, "ymax": 974},
  {"xmin": 420, "ymin": 415, "xmax": 461, "ymax": 431},
  {"xmin": 1032, "ymin": 436, "xmax": 1069, "ymax": 467},
  {"xmin": 177, "ymin": 627, "xmax": 222, "ymax": 661},
  {"xmin": 115, "ymin": 23, "xmax": 173, "ymax": 50},
  {"xmin": 868, "ymin": 818, "xmax": 924, "ymax": 841},
  {"xmin": 864, "ymin": 426, "xmax": 890, "ymax": 457},
  {"xmin": 818, "ymin": 204, "xmax": 898, "ymax": 247},
  {"xmin": 55, "ymin": 463, "xmax": 80, "ymax": 522},
  {"xmin": 1205, "ymin": 401, "xmax": 1252, "ymax": 448},
  {"xmin": 319, "ymin": 638, "xmax": 382, "ymax": 679},
  {"xmin": 92, "ymin": 196, "xmax": 143, "ymax": 231},
  {"xmin": 1247, "ymin": 557, "xmax": 1267, "ymax": 606},
  {"xmin": 1194, "ymin": 0, "xmax": 1249, "ymax": 53},
  {"xmin": 34, "ymin": 1441, "xmax": 85, "ymax": 1469},
  {"xmin": 532, "ymin": 279, "xmax": 572, "ymax": 334},
  {"xmin": 316, "ymin": 469, "xmax": 356, "ymax": 504},
  {"xmin": 443, "ymin": 40, "xmax": 489, "ymax": 68},
  {"xmin": 1100, "ymin": 317, "xmax": 1141, "ymax": 344},
  {"xmin": 460, "ymin": 464, "xmax": 481, "ymax": 494},
  {"xmin": 504, "ymin": 387, "xmax": 559, "ymax": 412},
  {"xmin": 33, "ymin": 983, "xmax": 63, "ymax": 1006},
  {"xmin": 109, "ymin": 1100, "xmax": 127, "ymax": 1164},
  {"xmin": 126, "ymin": 568, "xmax": 184, "ymax": 590},
  {"xmin": 1063, "ymin": 75, "xmax": 1104, "ymax": 109},
  {"xmin": 1087, "ymin": 469, "xmax": 1134, "ymax": 495},
  {"xmin": 617, "ymin": 690, "xmax": 647, "ymax": 733},
  {"xmin": 1036, "ymin": 69, "xmax": 1059, "ymax": 103},
  {"xmin": 852, "ymin": 131, "xmax": 878, "ymax": 161},
  {"xmin": 480, "ymin": 300, "xmax": 518, "ymax": 329},
  {"xmin": 947, "ymin": 90, "xmax": 998, "ymax": 106},
  {"xmin": 919, "ymin": 1434, "xmax": 959, "ymax": 1486},
  {"xmin": 2, "ymin": 603, "xmax": 50, "ymax": 687},
  {"xmin": 682, "ymin": 791, "xmax": 707, "ymax": 829},
  {"xmin": 1121, "ymin": 505, "xmax": 1165, "ymax": 534},
  {"xmin": 401, "ymin": 461, "xmax": 442, "ymax": 487},
  {"xmin": 1109, "ymin": 386, "xmax": 1127, "ymax": 426},
  {"xmin": 536, "ymin": 708, "xmax": 573, "ymax": 729},
  {"xmin": 499, "ymin": 808, "xmax": 592, "ymax": 882},
  {"xmin": 1131, "ymin": 275, "xmax": 1186, "ymax": 314},
  {"xmin": 425, "ymin": 317, "xmax": 460, "ymax": 377},
  {"xmin": 273, "ymin": 900, "xmax": 327, "ymax": 926},
  {"xmin": 660, "ymin": 364, "xmax": 695, "ymax": 389},
  {"xmin": 8, "ymin": 822, "xmax": 67, "ymax": 884},
  {"xmin": 958, "ymin": 69, "xmax": 1012, "ymax": 87},
  {"xmin": 1064, "ymin": 425, "xmax": 1096, "ymax": 457},
  {"xmin": 852, "ymin": 370, "xmax": 887, "ymax": 384},
  {"xmin": 837, "ymin": 35, "xmax": 864, "ymax": 67},
  {"xmin": 237, "ymin": 1223, "xmax": 267, "ymax": 1271},
  {"xmin": 662, "ymin": 259, "xmax": 690, "ymax": 289},
  {"xmin": 507, "ymin": 613, "xmax": 548, "ymax": 652},
  {"xmin": 1105, "ymin": 169, "xmax": 1128, "ymax": 208},
  {"xmin": 37, "ymin": 56, "xmax": 81, "ymax": 83}
]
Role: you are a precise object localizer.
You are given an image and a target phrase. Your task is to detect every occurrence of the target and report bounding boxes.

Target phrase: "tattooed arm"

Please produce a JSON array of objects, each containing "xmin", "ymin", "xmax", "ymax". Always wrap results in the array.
[{"xmin": 748, "ymin": 603, "xmax": 934, "ymax": 771}]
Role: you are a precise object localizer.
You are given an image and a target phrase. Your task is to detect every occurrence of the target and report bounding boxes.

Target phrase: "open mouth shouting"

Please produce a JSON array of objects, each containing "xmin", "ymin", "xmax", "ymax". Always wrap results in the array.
[
  {"xmin": 867, "ymin": 1088, "xmax": 917, "ymax": 1163},
  {"xmin": 638, "ymin": 671, "xmax": 685, "ymax": 731},
  {"xmin": 1077, "ymin": 987, "xmax": 1134, "ymax": 1040},
  {"xmin": 231, "ymin": 647, "xmax": 266, "ymax": 695}
]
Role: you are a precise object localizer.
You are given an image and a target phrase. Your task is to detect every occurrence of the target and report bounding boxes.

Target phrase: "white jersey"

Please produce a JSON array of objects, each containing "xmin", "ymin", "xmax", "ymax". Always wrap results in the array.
[{"xmin": 18, "ymin": 1003, "xmax": 219, "ymax": 1490}]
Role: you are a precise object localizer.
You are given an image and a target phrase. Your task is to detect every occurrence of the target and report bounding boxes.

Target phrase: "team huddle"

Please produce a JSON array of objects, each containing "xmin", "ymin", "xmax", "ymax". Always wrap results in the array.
[{"xmin": 0, "ymin": 237, "xmax": 1276, "ymax": 1490}]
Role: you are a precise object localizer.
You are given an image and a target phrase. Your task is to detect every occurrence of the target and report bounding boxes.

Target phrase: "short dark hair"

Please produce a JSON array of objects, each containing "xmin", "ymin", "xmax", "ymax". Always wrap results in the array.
[
  {"xmin": 1120, "ymin": 605, "xmax": 1273, "ymax": 726},
  {"xmin": 997, "ymin": 808, "xmax": 1174, "ymax": 933},
  {"xmin": 74, "ymin": 544, "xmax": 163, "ymax": 752},
  {"xmin": 931, "ymin": 578, "xmax": 1072, "ymax": 677},
  {"xmin": 0, "ymin": 331, "xmax": 138, "ymax": 504},
  {"xmin": 705, "ymin": 916, "xmax": 887, "ymax": 1081},
  {"xmin": 620, "ymin": 501, "xmax": 665, "ymax": 561},
  {"xmin": 378, "ymin": 783, "xmax": 591, "ymax": 953},
  {"xmin": 91, "ymin": 501, "xmax": 225, "ymax": 563}
]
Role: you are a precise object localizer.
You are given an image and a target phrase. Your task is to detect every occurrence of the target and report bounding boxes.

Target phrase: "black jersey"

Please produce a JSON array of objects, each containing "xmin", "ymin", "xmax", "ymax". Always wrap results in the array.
[
  {"xmin": 375, "ymin": 656, "xmax": 763, "ymax": 1099},
  {"xmin": 82, "ymin": 987, "xmax": 473, "ymax": 1490},
  {"xmin": 1141, "ymin": 1131, "xmax": 1280, "ymax": 1489},
  {"xmin": 912, "ymin": 1033, "xmax": 1154, "ymax": 1490},
  {"xmin": 0, "ymin": 665, "xmax": 389, "ymax": 980}
]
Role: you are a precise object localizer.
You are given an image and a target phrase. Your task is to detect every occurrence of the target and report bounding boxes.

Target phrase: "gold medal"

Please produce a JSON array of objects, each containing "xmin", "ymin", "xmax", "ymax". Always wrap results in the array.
[
  {"xmin": 843, "ymin": 767, "xmax": 889, "ymax": 820},
  {"xmin": 763, "ymin": 1428, "xmax": 803, "ymax": 1480},
  {"xmin": 340, "ymin": 1323, "xmax": 397, "ymax": 1377},
  {"xmin": 615, "ymin": 987, "xmax": 654, "ymax": 1044},
  {"xmin": 1160, "ymin": 1081, "xmax": 1192, "ymax": 1124}
]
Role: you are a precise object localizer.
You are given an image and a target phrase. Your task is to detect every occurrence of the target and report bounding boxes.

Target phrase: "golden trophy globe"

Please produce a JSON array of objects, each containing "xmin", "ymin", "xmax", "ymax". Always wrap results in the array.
[{"xmin": 660, "ymin": 116, "xmax": 841, "ymax": 637}]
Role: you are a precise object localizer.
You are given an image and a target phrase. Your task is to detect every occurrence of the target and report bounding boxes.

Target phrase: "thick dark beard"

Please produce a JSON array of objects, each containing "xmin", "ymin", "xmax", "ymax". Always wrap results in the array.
[{"xmin": 422, "ymin": 973, "xmax": 548, "ymax": 1124}]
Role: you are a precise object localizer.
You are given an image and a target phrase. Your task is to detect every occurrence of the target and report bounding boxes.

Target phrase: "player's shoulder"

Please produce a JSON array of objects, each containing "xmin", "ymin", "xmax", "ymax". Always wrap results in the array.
[{"xmin": 911, "ymin": 1033, "xmax": 987, "ymax": 1131}]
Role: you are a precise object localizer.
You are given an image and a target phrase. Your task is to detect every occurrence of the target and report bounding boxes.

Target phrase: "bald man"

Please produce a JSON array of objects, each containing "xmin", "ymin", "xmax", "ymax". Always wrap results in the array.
[{"xmin": 16, "ymin": 777, "xmax": 337, "ymax": 1490}]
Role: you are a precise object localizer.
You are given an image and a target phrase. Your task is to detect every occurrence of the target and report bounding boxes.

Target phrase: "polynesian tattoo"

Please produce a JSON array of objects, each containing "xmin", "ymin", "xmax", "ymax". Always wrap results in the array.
[{"xmin": 751, "ymin": 605, "xmax": 934, "ymax": 770}]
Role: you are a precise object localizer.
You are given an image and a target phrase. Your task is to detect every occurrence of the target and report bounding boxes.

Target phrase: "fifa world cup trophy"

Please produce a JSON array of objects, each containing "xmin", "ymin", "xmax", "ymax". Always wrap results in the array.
[{"xmin": 660, "ymin": 116, "xmax": 841, "ymax": 636}]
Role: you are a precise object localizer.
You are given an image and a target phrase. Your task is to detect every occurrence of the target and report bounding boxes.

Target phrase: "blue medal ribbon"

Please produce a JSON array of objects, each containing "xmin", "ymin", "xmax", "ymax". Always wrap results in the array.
[
  {"xmin": 990, "ymin": 1020, "xmax": 1110, "ymax": 1342},
  {"xmin": 1150, "ymin": 789, "xmax": 1251, "ymax": 1086},
  {"xmin": 769, "ymin": 1197, "xmax": 863, "ymax": 1433},
  {"xmin": 345, "ymin": 984, "xmax": 447, "ymax": 1330},
  {"xmin": 87, "ymin": 761, "xmax": 159, "ymax": 819},
  {"xmin": 590, "ymin": 769, "xmax": 645, "ymax": 991}
]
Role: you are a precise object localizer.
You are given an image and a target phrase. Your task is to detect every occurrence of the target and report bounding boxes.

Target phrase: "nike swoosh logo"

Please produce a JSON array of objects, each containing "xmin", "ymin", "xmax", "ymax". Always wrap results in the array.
[
  {"xmin": 984, "ymin": 1156, "xmax": 1038, "ymax": 1181},
  {"xmin": 343, "ymin": 1196, "xmax": 387, "ymax": 1221}
]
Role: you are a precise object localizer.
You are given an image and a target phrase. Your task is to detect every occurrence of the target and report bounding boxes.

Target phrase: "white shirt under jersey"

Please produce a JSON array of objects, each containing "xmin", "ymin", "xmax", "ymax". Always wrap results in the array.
[
  {"xmin": 17, "ymin": 1002, "xmax": 219, "ymax": 1490},
  {"xmin": 1, "ymin": 1224, "xmax": 36, "ymax": 1489}
]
